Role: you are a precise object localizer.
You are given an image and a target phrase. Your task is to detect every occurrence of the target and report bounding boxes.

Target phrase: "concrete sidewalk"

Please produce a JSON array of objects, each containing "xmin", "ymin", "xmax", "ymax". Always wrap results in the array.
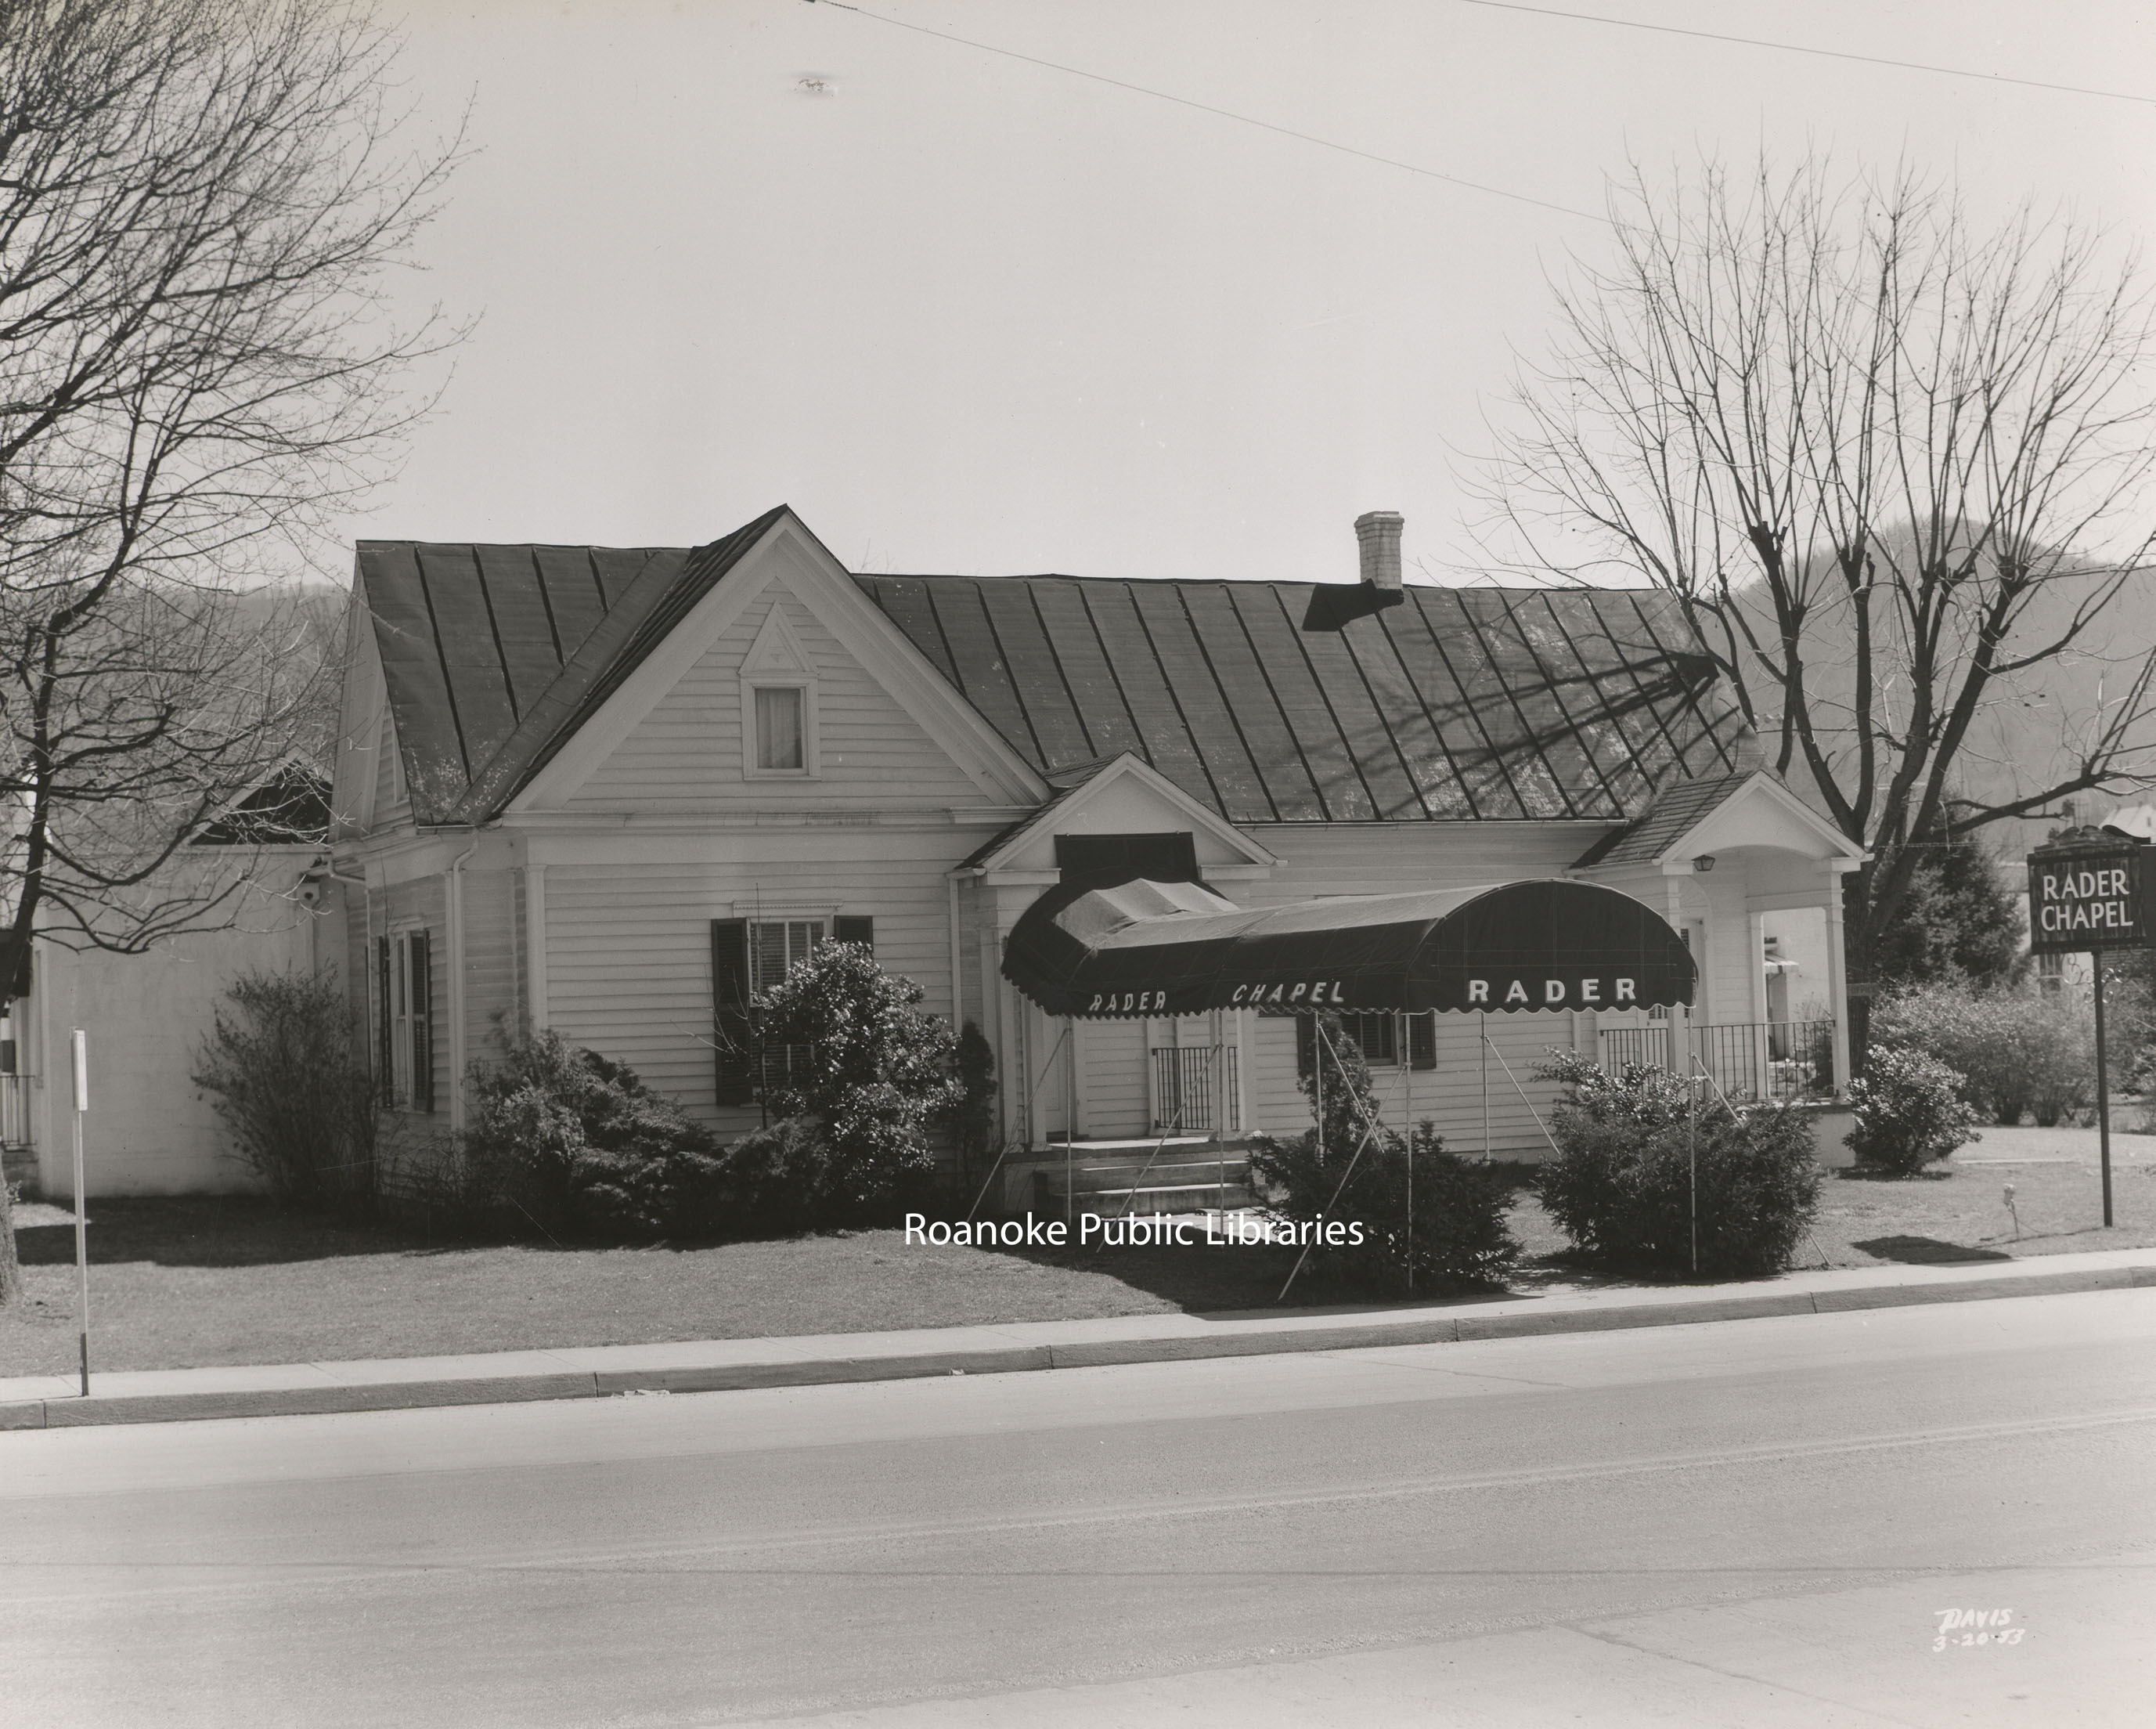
[{"xmin": 5, "ymin": 1247, "xmax": 2154, "ymax": 1431}]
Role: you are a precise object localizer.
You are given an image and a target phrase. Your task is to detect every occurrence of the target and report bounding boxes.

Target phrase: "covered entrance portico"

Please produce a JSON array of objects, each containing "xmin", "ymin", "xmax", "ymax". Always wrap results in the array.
[{"xmin": 991, "ymin": 872, "xmax": 1698, "ymax": 1217}]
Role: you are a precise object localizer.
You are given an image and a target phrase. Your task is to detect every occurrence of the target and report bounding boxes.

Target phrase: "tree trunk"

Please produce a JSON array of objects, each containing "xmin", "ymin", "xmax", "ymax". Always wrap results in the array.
[{"xmin": 0, "ymin": 1167, "xmax": 22, "ymax": 1307}]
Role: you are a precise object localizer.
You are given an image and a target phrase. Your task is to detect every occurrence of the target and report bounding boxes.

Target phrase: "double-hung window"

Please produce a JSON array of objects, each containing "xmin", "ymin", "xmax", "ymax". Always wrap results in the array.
[
  {"xmin": 1297, "ymin": 1009, "xmax": 1434, "ymax": 1077},
  {"xmin": 711, "ymin": 914, "xmax": 874, "ymax": 1108},
  {"xmin": 753, "ymin": 687, "xmax": 806, "ymax": 772},
  {"xmin": 752, "ymin": 919, "xmax": 823, "ymax": 1096},
  {"xmin": 377, "ymin": 929, "xmax": 433, "ymax": 1111}
]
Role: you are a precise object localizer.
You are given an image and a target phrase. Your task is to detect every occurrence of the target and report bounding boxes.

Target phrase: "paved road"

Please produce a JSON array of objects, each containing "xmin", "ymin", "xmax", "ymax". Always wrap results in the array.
[{"xmin": 3, "ymin": 1292, "xmax": 2153, "ymax": 1727}]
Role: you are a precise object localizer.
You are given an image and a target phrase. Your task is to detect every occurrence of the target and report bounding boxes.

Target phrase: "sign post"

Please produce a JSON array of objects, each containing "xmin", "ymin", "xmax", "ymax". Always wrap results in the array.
[
  {"xmin": 2028, "ymin": 832, "xmax": 2150, "ymax": 1228},
  {"xmin": 70, "ymin": 1028, "xmax": 88, "ymax": 1396}
]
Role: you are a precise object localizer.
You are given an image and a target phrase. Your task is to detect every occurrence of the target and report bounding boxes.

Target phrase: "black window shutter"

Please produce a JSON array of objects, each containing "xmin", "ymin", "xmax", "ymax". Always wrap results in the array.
[
  {"xmin": 1294, "ymin": 1013, "xmax": 1314, "ymax": 1085},
  {"xmin": 711, "ymin": 919, "xmax": 755, "ymax": 1106},
  {"xmin": 1408, "ymin": 1012, "xmax": 1436, "ymax": 1071},
  {"xmin": 376, "ymin": 934, "xmax": 393, "ymax": 1105},
  {"xmin": 833, "ymin": 915, "xmax": 874, "ymax": 951},
  {"xmin": 411, "ymin": 931, "xmax": 433, "ymax": 1114}
]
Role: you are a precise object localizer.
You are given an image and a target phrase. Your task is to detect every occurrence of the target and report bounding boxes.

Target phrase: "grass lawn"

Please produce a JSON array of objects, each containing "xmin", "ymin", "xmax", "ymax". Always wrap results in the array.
[
  {"xmin": 4, "ymin": 1126, "xmax": 2151, "ymax": 1377},
  {"xmin": 1502, "ymin": 1125, "xmax": 2156, "ymax": 1276}
]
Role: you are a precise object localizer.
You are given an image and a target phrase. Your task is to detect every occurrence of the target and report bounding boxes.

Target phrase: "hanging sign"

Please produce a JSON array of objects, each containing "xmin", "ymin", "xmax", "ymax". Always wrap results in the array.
[{"xmin": 2028, "ymin": 832, "xmax": 2150, "ymax": 953}]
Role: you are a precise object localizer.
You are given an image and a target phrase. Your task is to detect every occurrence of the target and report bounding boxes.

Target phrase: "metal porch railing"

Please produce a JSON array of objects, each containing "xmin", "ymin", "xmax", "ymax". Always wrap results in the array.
[
  {"xmin": 1150, "ymin": 1045, "xmax": 1241, "ymax": 1134},
  {"xmin": 1598, "ymin": 1020, "xmax": 1834, "ymax": 1103}
]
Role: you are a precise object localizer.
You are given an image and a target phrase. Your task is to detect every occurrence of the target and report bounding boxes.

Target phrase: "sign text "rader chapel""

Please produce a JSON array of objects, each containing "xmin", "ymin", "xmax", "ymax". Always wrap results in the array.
[{"xmin": 2027, "ymin": 839, "xmax": 2150, "ymax": 953}]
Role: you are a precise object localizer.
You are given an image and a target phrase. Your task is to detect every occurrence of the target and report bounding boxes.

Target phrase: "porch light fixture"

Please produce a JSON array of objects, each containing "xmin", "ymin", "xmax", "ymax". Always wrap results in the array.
[{"xmin": 1693, "ymin": 854, "xmax": 1716, "ymax": 873}]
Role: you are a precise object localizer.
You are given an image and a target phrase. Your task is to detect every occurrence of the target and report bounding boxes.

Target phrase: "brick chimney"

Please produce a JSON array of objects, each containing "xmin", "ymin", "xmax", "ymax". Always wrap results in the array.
[{"xmin": 1354, "ymin": 511, "xmax": 1404, "ymax": 590}]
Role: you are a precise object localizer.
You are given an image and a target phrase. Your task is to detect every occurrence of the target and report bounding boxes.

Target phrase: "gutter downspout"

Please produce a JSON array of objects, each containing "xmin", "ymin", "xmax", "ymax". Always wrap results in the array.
[
  {"xmin": 322, "ymin": 861, "xmax": 375, "ymax": 1093},
  {"xmin": 946, "ymin": 872, "xmax": 964, "ymax": 1032}
]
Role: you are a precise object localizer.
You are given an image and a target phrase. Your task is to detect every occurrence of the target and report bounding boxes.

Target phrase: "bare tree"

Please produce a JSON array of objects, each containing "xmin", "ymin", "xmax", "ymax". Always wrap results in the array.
[
  {"xmin": 0, "ymin": 0, "xmax": 461, "ymax": 1301},
  {"xmin": 1472, "ymin": 153, "xmax": 2156, "ymax": 1059}
]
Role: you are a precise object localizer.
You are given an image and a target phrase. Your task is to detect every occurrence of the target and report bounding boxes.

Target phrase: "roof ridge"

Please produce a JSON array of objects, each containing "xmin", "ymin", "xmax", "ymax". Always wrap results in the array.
[
  {"xmin": 446, "ymin": 507, "xmax": 788, "ymax": 820},
  {"xmin": 355, "ymin": 539, "xmax": 694, "ymax": 554}
]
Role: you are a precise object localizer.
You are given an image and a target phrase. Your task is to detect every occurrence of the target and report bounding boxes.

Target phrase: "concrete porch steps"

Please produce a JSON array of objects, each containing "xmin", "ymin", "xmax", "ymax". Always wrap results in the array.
[
  {"xmin": 1037, "ymin": 1138, "xmax": 1257, "ymax": 1215},
  {"xmin": 1080, "ymin": 1183, "xmax": 1259, "ymax": 1215}
]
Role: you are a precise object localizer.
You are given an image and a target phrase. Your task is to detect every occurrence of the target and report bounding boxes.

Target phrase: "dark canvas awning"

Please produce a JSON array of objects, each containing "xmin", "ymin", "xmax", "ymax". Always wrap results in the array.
[{"xmin": 1004, "ymin": 876, "xmax": 1696, "ymax": 1018}]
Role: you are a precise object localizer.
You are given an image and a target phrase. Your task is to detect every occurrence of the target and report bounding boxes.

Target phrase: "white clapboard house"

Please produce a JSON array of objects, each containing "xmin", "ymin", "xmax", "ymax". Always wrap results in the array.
[{"xmin": 324, "ymin": 505, "xmax": 1862, "ymax": 1208}]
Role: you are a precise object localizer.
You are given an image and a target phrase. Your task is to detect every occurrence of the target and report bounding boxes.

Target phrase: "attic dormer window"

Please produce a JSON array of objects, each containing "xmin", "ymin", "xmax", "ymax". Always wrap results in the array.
[
  {"xmin": 755, "ymin": 686, "xmax": 804, "ymax": 770},
  {"xmin": 739, "ymin": 601, "xmax": 819, "ymax": 779}
]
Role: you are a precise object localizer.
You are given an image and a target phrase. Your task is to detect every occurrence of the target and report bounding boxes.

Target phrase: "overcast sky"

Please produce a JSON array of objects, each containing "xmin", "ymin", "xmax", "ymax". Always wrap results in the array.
[{"xmin": 347, "ymin": 0, "xmax": 2156, "ymax": 587}]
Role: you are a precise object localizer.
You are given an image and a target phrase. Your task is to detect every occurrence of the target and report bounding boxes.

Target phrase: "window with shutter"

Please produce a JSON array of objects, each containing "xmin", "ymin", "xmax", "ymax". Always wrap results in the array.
[
  {"xmin": 376, "ymin": 935, "xmax": 393, "ymax": 1105},
  {"xmin": 383, "ymin": 929, "xmax": 435, "ymax": 1112},
  {"xmin": 409, "ymin": 931, "xmax": 433, "ymax": 1114},
  {"xmin": 1339, "ymin": 1012, "xmax": 1397, "ymax": 1067}
]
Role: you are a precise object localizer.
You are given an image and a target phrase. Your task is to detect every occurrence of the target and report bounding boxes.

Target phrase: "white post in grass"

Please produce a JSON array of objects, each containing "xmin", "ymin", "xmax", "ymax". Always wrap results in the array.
[{"xmin": 70, "ymin": 1028, "xmax": 89, "ymax": 1397}]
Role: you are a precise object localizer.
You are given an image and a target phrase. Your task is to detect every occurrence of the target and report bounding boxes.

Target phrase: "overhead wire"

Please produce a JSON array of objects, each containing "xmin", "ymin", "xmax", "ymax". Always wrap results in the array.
[
  {"xmin": 1455, "ymin": 0, "xmax": 2156, "ymax": 110},
  {"xmin": 799, "ymin": 0, "xmax": 1609, "ymax": 224},
  {"xmin": 801, "ymin": 0, "xmax": 2153, "ymax": 241}
]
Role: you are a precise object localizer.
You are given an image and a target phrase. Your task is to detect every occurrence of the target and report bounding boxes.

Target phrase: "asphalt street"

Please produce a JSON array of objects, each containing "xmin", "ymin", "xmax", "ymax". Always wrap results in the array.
[{"xmin": 2, "ymin": 1290, "xmax": 2152, "ymax": 1727}]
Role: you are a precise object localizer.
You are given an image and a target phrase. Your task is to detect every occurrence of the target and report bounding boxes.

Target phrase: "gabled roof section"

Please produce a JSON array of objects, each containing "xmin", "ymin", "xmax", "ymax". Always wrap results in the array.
[
  {"xmin": 854, "ymin": 576, "xmax": 1748, "ymax": 823},
  {"xmin": 194, "ymin": 763, "xmax": 333, "ymax": 847},
  {"xmin": 355, "ymin": 509, "xmax": 783, "ymax": 823},
  {"xmin": 958, "ymin": 752, "xmax": 1281, "ymax": 875},
  {"xmin": 1570, "ymin": 763, "xmax": 1863, "ymax": 869},
  {"xmin": 1570, "ymin": 771, "xmax": 1755, "ymax": 868}
]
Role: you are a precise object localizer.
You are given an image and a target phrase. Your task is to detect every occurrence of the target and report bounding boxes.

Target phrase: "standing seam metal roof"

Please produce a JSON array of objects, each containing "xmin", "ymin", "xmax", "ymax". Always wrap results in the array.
[
  {"xmin": 353, "ymin": 506, "xmax": 1747, "ymax": 828},
  {"xmin": 855, "ymin": 574, "xmax": 1747, "ymax": 823}
]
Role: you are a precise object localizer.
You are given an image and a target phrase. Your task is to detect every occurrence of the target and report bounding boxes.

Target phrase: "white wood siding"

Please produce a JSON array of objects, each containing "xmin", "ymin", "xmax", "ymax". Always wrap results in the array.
[
  {"xmin": 542, "ymin": 828, "xmax": 968, "ymax": 1132},
  {"xmin": 1076, "ymin": 1017, "xmax": 1148, "ymax": 1139},
  {"xmin": 566, "ymin": 591, "xmax": 993, "ymax": 816},
  {"xmin": 462, "ymin": 868, "xmax": 520, "ymax": 1070},
  {"xmin": 371, "ymin": 706, "xmax": 411, "ymax": 829}
]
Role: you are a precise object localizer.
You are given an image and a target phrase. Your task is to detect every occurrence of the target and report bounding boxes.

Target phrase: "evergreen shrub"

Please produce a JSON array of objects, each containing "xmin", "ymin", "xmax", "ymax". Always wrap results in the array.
[
  {"xmin": 751, "ymin": 941, "xmax": 961, "ymax": 1226},
  {"xmin": 1247, "ymin": 1012, "xmax": 1518, "ymax": 1291},
  {"xmin": 1872, "ymin": 982, "xmax": 2092, "ymax": 1126},
  {"xmin": 1536, "ymin": 1053, "xmax": 1822, "ymax": 1278},
  {"xmin": 1844, "ymin": 1046, "xmax": 1983, "ymax": 1175},
  {"xmin": 193, "ymin": 970, "xmax": 378, "ymax": 1204},
  {"xmin": 460, "ymin": 1030, "xmax": 723, "ymax": 1240}
]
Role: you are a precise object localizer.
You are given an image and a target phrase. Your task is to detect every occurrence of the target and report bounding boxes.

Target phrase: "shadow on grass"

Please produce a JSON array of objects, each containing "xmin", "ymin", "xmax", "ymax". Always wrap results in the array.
[
  {"xmin": 1833, "ymin": 1168, "xmax": 1955, "ymax": 1182},
  {"xmin": 978, "ymin": 1160, "xmax": 1546, "ymax": 1316},
  {"xmin": 13, "ymin": 1195, "xmax": 446, "ymax": 1268},
  {"xmin": 1851, "ymin": 1234, "xmax": 2013, "ymax": 1265}
]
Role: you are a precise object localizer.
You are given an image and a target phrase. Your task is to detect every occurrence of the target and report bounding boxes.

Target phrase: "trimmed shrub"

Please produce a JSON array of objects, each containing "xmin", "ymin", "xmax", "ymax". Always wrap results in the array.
[
  {"xmin": 950, "ymin": 1020, "xmax": 1000, "ymax": 1199},
  {"xmin": 712, "ymin": 1117, "xmax": 832, "ymax": 1239},
  {"xmin": 193, "ymin": 970, "xmax": 378, "ymax": 1204},
  {"xmin": 1844, "ymin": 1046, "xmax": 1982, "ymax": 1175},
  {"xmin": 752, "ymin": 941, "xmax": 961, "ymax": 1225},
  {"xmin": 1536, "ymin": 1053, "xmax": 1823, "ymax": 1278},
  {"xmin": 1872, "ymin": 981, "xmax": 2092, "ymax": 1127},
  {"xmin": 1247, "ymin": 1012, "xmax": 1519, "ymax": 1290},
  {"xmin": 1250, "ymin": 1120, "xmax": 1519, "ymax": 1292},
  {"xmin": 460, "ymin": 1031, "xmax": 723, "ymax": 1240}
]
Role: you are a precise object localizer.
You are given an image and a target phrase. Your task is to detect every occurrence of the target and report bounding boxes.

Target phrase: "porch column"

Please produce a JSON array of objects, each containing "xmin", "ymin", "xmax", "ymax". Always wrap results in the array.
[
  {"xmin": 1664, "ymin": 874, "xmax": 1691, "ymax": 1085},
  {"xmin": 1747, "ymin": 908, "xmax": 1769, "ymax": 1098},
  {"xmin": 1824, "ymin": 863, "xmax": 1852, "ymax": 1096},
  {"xmin": 1069, "ymin": 1016, "xmax": 1087, "ymax": 1140}
]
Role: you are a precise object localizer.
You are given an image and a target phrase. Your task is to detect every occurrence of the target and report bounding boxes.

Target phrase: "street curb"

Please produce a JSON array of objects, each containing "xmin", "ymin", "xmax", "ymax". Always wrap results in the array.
[{"xmin": 4, "ymin": 1261, "xmax": 2151, "ymax": 1431}]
